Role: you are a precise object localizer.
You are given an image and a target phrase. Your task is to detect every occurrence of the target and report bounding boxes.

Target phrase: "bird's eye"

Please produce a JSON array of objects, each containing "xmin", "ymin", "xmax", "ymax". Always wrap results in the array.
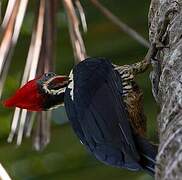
[
  {"xmin": 41, "ymin": 72, "xmax": 56, "ymax": 82},
  {"xmin": 45, "ymin": 72, "xmax": 56, "ymax": 78}
]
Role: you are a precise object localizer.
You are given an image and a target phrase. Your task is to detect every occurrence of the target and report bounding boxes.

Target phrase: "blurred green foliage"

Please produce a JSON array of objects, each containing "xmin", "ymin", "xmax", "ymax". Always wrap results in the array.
[{"xmin": 0, "ymin": 0, "xmax": 157, "ymax": 179}]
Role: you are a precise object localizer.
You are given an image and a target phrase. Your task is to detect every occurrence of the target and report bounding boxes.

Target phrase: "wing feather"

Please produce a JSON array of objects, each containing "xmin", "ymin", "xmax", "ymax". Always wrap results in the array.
[{"xmin": 64, "ymin": 58, "xmax": 141, "ymax": 170}]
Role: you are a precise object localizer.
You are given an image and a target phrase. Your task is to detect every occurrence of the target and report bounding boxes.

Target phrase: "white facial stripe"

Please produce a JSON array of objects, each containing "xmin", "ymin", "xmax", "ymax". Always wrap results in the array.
[
  {"xmin": 48, "ymin": 102, "xmax": 64, "ymax": 110},
  {"xmin": 50, "ymin": 87, "xmax": 66, "ymax": 95},
  {"xmin": 43, "ymin": 83, "xmax": 66, "ymax": 95},
  {"xmin": 43, "ymin": 75, "xmax": 68, "ymax": 95},
  {"xmin": 43, "ymin": 83, "xmax": 51, "ymax": 94}
]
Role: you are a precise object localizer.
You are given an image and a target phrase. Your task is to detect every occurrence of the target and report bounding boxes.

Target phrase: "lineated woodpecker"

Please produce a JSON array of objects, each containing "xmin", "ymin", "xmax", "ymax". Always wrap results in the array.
[{"xmin": 4, "ymin": 57, "xmax": 158, "ymax": 175}]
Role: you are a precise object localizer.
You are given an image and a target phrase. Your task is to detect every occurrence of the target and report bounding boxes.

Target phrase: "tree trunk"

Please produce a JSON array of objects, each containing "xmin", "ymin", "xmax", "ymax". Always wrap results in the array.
[{"xmin": 148, "ymin": 0, "xmax": 182, "ymax": 179}]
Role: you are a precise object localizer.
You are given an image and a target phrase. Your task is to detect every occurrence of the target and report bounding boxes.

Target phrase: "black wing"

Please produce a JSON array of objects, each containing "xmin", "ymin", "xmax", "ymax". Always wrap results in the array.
[{"xmin": 64, "ymin": 58, "xmax": 141, "ymax": 170}]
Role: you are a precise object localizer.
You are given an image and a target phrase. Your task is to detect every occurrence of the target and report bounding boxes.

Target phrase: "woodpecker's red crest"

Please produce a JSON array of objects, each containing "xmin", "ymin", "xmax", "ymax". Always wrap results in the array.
[{"xmin": 3, "ymin": 72, "xmax": 70, "ymax": 111}]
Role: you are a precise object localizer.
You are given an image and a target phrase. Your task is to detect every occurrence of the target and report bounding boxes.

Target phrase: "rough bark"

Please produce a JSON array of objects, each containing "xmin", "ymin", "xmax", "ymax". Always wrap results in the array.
[{"xmin": 149, "ymin": 0, "xmax": 182, "ymax": 179}]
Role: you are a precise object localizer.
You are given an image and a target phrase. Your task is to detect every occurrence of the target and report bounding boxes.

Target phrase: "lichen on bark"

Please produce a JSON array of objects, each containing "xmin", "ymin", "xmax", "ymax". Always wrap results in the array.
[{"xmin": 149, "ymin": 0, "xmax": 182, "ymax": 179}]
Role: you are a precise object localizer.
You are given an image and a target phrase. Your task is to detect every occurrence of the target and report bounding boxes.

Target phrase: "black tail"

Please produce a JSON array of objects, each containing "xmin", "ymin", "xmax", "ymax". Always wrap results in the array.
[{"xmin": 135, "ymin": 135, "xmax": 158, "ymax": 176}]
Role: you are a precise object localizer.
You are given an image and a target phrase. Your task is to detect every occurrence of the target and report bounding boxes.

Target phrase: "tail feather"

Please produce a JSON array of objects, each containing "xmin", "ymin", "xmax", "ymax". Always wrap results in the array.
[{"xmin": 135, "ymin": 135, "xmax": 158, "ymax": 176}]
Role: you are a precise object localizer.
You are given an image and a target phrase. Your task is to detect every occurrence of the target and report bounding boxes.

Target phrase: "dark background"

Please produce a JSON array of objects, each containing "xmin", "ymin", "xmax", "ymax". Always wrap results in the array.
[{"xmin": 0, "ymin": 1, "xmax": 157, "ymax": 179}]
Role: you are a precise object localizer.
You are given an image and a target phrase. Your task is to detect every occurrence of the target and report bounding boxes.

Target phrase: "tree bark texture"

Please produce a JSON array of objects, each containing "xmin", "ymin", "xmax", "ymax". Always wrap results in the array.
[{"xmin": 149, "ymin": 0, "xmax": 182, "ymax": 179}]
